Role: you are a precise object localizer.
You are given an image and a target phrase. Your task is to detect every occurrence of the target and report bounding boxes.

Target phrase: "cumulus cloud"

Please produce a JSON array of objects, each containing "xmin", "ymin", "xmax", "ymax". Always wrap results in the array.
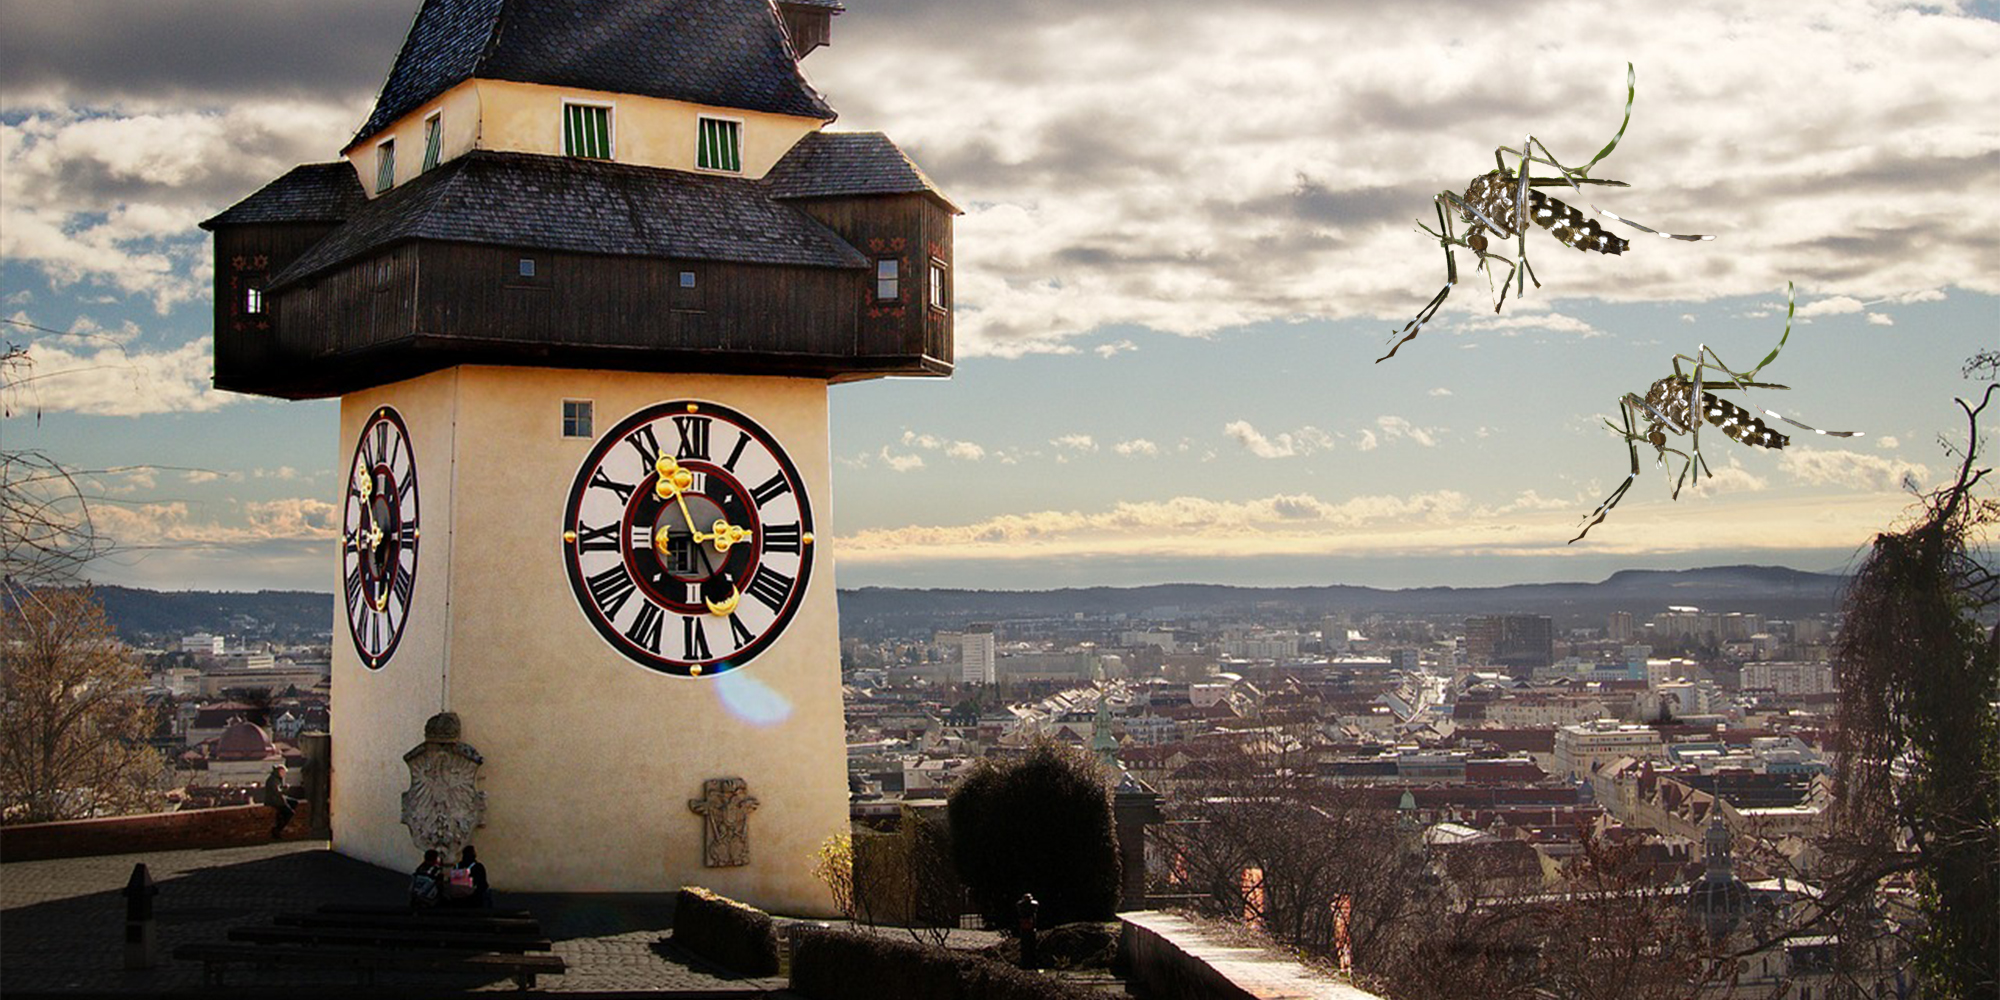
[
  {"xmin": 1779, "ymin": 448, "xmax": 1928, "ymax": 492},
  {"xmin": 900, "ymin": 430, "xmax": 986, "ymax": 461},
  {"xmin": 1373, "ymin": 415, "xmax": 1441, "ymax": 448},
  {"xmin": 1051, "ymin": 433, "xmax": 1098, "ymax": 453},
  {"xmin": 9, "ymin": 330, "xmax": 235, "ymax": 415},
  {"xmin": 1455, "ymin": 311, "xmax": 1603, "ymax": 338},
  {"xmin": 878, "ymin": 446, "xmax": 925, "ymax": 472},
  {"xmin": 1428, "ymin": 387, "xmax": 1453, "ymax": 397},
  {"xmin": 1114, "ymin": 438, "xmax": 1160, "ymax": 456},
  {"xmin": 1866, "ymin": 312, "xmax": 1895, "ymax": 326},
  {"xmin": 1877, "ymin": 436, "xmax": 1899, "ymax": 449},
  {"xmin": 1796, "ymin": 295, "xmax": 1867, "ymax": 317},
  {"xmin": 89, "ymin": 495, "xmax": 338, "ymax": 549},
  {"xmin": 1224, "ymin": 420, "xmax": 1334, "ymax": 458},
  {"xmin": 1093, "ymin": 339, "xmax": 1138, "ymax": 359}
]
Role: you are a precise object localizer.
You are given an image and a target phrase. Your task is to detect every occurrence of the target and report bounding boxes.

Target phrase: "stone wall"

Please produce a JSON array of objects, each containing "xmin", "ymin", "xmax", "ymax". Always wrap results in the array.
[
  {"xmin": 1119, "ymin": 910, "xmax": 1388, "ymax": 1000},
  {"xmin": 0, "ymin": 803, "xmax": 318, "ymax": 863}
]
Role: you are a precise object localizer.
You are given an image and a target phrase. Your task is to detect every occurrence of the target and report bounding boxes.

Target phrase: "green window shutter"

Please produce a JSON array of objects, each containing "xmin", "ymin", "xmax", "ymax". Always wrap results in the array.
[
  {"xmin": 422, "ymin": 116, "xmax": 442, "ymax": 171},
  {"xmin": 565, "ymin": 105, "xmax": 610, "ymax": 159},
  {"xmin": 698, "ymin": 118, "xmax": 740, "ymax": 172},
  {"xmin": 375, "ymin": 142, "xmax": 395, "ymax": 193}
]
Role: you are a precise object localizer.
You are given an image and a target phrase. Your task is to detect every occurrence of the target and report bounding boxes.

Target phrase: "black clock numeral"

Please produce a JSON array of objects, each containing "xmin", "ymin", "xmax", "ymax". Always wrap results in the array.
[
  {"xmin": 369, "ymin": 614, "xmax": 384, "ymax": 654},
  {"xmin": 396, "ymin": 471, "xmax": 417, "ymax": 505},
  {"xmin": 387, "ymin": 431, "xmax": 406, "ymax": 477},
  {"xmin": 590, "ymin": 467, "xmax": 637, "ymax": 504},
  {"xmin": 762, "ymin": 522, "xmax": 802, "ymax": 554},
  {"xmin": 674, "ymin": 415, "xmax": 712, "ymax": 461},
  {"xmin": 574, "ymin": 521, "xmax": 619, "ymax": 553},
  {"xmin": 722, "ymin": 432, "xmax": 751, "ymax": 472},
  {"xmin": 625, "ymin": 603, "xmax": 665, "ymax": 654},
  {"xmin": 749, "ymin": 473, "xmax": 792, "ymax": 508},
  {"xmin": 744, "ymin": 565, "xmax": 795, "ymax": 612},
  {"xmin": 727, "ymin": 613, "xmax": 755, "ymax": 649},
  {"xmin": 344, "ymin": 563, "xmax": 364, "ymax": 610},
  {"xmin": 682, "ymin": 615, "xmax": 713, "ymax": 661},
  {"xmin": 626, "ymin": 424, "xmax": 661, "ymax": 469},
  {"xmin": 585, "ymin": 564, "xmax": 638, "ymax": 619},
  {"xmin": 392, "ymin": 564, "xmax": 415, "ymax": 610},
  {"xmin": 374, "ymin": 421, "xmax": 388, "ymax": 463},
  {"xmin": 398, "ymin": 522, "xmax": 419, "ymax": 547}
]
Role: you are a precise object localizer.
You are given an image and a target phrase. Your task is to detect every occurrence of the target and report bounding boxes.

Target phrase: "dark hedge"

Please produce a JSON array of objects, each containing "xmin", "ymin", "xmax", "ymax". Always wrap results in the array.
[
  {"xmin": 788, "ymin": 928, "xmax": 1098, "ymax": 1000},
  {"xmin": 673, "ymin": 886, "xmax": 779, "ymax": 975}
]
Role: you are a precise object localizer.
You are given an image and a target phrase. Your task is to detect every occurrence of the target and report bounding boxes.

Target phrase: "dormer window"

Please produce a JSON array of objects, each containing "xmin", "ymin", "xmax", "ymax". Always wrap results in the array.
[
  {"xmin": 696, "ymin": 117, "xmax": 742, "ymax": 173},
  {"xmin": 929, "ymin": 258, "xmax": 949, "ymax": 311},
  {"xmin": 422, "ymin": 113, "xmax": 443, "ymax": 172},
  {"xmin": 375, "ymin": 140, "xmax": 395, "ymax": 193},
  {"xmin": 564, "ymin": 102, "xmax": 612, "ymax": 159},
  {"xmin": 875, "ymin": 258, "xmax": 899, "ymax": 301}
]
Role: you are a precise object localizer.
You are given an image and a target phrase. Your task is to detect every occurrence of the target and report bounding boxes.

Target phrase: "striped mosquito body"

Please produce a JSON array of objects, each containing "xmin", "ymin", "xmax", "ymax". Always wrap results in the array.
[
  {"xmin": 1461, "ymin": 170, "xmax": 1629, "ymax": 256},
  {"xmin": 1571, "ymin": 285, "xmax": 1857, "ymax": 544},
  {"xmin": 1644, "ymin": 376, "xmax": 1789, "ymax": 450}
]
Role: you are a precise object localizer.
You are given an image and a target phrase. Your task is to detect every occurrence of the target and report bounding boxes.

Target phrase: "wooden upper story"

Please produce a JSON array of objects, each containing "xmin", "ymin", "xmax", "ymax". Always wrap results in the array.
[{"xmin": 201, "ymin": 0, "xmax": 955, "ymax": 399}]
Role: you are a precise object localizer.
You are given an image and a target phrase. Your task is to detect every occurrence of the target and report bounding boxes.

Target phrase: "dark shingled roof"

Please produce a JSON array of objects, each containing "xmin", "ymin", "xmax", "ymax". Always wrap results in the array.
[
  {"xmin": 267, "ymin": 151, "xmax": 867, "ymax": 289},
  {"xmin": 351, "ymin": 0, "xmax": 834, "ymax": 150},
  {"xmin": 200, "ymin": 163, "xmax": 367, "ymax": 229},
  {"xmin": 764, "ymin": 131, "xmax": 961, "ymax": 213}
]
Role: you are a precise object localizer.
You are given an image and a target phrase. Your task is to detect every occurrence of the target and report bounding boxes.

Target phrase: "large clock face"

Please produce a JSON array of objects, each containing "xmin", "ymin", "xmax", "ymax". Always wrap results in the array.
[
  {"xmin": 342, "ymin": 406, "xmax": 420, "ymax": 669},
  {"xmin": 562, "ymin": 401, "xmax": 815, "ymax": 677}
]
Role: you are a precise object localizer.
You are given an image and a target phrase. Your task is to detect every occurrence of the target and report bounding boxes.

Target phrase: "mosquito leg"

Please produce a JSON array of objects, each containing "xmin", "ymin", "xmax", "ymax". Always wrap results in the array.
[
  {"xmin": 1572, "ymin": 397, "xmax": 1647, "ymax": 543},
  {"xmin": 1594, "ymin": 207, "xmax": 1714, "ymax": 242},
  {"xmin": 1379, "ymin": 199, "xmax": 1462, "ymax": 363}
]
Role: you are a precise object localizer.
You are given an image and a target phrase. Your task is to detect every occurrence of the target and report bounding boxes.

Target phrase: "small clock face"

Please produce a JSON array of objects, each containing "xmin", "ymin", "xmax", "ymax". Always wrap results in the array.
[
  {"xmin": 342, "ymin": 406, "xmax": 420, "ymax": 669},
  {"xmin": 562, "ymin": 400, "xmax": 815, "ymax": 677}
]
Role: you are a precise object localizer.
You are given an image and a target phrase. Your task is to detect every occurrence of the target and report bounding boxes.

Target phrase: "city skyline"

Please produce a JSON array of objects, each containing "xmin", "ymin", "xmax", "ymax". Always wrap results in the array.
[{"xmin": 4, "ymin": 0, "xmax": 1998, "ymax": 593}]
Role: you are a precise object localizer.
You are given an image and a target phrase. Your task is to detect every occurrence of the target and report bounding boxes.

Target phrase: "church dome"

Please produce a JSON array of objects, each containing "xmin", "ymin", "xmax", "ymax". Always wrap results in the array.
[{"xmin": 214, "ymin": 718, "xmax": 279, "ymax": 761}]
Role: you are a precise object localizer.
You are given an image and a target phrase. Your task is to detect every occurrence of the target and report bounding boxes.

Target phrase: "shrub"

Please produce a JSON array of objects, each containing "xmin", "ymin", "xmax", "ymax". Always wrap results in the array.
[
  {"xmin": 673, "ymin": 886, "xmax": 779, "ymax": 975},
  {"xmin": 811, "ymin": 833, "xmax": 857, "ymax": 919},
  {"xmin": 947, "ymin": 740, "xmax": 1120, "ymax": 928}
]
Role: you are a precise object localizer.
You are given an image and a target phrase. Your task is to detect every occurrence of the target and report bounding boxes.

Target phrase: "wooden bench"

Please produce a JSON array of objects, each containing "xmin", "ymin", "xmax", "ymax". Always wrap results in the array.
[
  {"xmin": 174, "ymin": 942, "xmax": 565, "ymax": 989},
  {"xmin": 231, "ymin": 924, "xmax": 555, "ymax": 952},
  {"xmin": 176, "ymin": 902, "xmax": 565, "ymax": 989}
]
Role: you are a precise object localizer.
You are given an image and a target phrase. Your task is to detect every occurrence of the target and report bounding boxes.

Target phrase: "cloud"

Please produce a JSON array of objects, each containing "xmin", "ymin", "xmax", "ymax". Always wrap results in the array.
[
  {"xmin": 1877, "ymin": 436, "xmax": 1899, "ymax": 449},
  {"xmin": 1051, "ymin": 433, "xmax": 1098, "ymax": 453},
  {"xmin": 1374, "ymin": 415, "xmax": 1440, "ymax": 448},
  {"xmin": 1224, "ymin": 420, "xmax": 1334, "ymax": 458},
  {"xmin": 1114, "ymin": 438, "xmax": 1160, "ymax": 456},
  {"xmin": 89, "ymin": 495, "xmax": 338, "ymax": 550},
  {"xmin": 1428, "ymin": 387, "xmax": 1453, "ymax": 397},
  {"xmin": 900, "ymin": 430, "xmax": 986, "ymax": 461},
  {"xmin": 1455, "ymin": 311, "xmax": 1603, "ymax": 338},
  {"xmin": 878, "ymin": 446, "xmax": 925, "ymax": 472},
  {"xmin": 1796, "ymin": 295, "xmax": 1867, "ymax": 317},
  {"xmin": 1865, "ymin": 312, "xmax": 1894, "ymax": 326},
  {"xmin": 1093, "ymin": 339, "xmax": 1138, "ymax": 359},
  {"xmin": 1779, "ymin": 448, "xmax": 1928, "ymax": 492},
  {"xmin": 9, "ymin": 331, "xmax": 236, "ymax": 415}
]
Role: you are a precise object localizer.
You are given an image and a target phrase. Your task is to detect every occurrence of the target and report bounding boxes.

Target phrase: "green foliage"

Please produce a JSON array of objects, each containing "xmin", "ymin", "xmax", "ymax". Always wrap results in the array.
[
  {"xmin": 811, "ymin": 833, "xmax": 857, "ymax": 919},
  {"xmin": 1832, "ymin": 385, "xmax": 2000, "ymax": 999},
  {"xmin": 947, "ymin": 740, "xmax": 1119, "ymax": 928},
  {"xmin": 672, "ymin": 886, "xmax": 779, "ymax": 976}
]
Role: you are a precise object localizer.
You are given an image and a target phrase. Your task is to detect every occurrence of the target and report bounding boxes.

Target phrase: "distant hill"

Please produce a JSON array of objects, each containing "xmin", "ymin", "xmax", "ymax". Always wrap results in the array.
[
  {"xmin": 76, "ymin": 565, "xmax": 1850, "ymax": 643},
  {"xmin": 90, "ymin": 586, "xmax": 333, "ymax": 645},
  {"xmin": 835, "ymin": 565, "xmax": 1850, "ymax": 632}
]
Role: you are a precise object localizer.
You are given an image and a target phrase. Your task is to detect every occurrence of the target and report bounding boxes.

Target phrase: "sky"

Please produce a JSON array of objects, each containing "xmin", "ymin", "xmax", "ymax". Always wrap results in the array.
[{"xmin": 2, "ymin": 0, "xmax": 1997, "ymax": 594}]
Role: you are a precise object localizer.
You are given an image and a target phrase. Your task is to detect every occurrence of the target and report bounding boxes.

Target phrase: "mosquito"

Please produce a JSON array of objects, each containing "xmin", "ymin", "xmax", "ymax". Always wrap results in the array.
[
  {"xmin": 1379, "ymin": 64, "xmax": 1713, "ymax": 363},
  {"xmin": 1570, "ymin": 285, "xmax": 1861, "ymax": 543}
]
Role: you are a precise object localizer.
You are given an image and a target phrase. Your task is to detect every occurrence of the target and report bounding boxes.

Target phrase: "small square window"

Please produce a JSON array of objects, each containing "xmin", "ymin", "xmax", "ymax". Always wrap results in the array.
[
  {"xmin": 245, "ymin": 286, "xmax": 265, "ymax": 315},
  {"xmin": 375, "ymin": 140, "xmax": 395, "ymax": 193},
  {"xmin": 519, "ymin": 258, "xmax": 537, "ymax": 278},
  {"xmin": 562, "ymin": 399, "xmax": 594, "ymax": 438},
  {"xmin": 696, "ymin": 117, "xmax": 741, "ymax": 172},
  {"xmin": 422, "ymin": 114, "xmax": 443, "ymax": 172},
  {"xmin": 875, "ymin": 258, "xmax": 899, "ymax": 301},
  {"xmin": 679, "ymin": 271, "xmax": 696, "ymax": 289},
  {"xmin": 564, "ymin": 103, "xmax": 611, "ymax": 159},
  {"xmin": 929, "ymin": 259, "xmax": 949, "ymax": 310}
]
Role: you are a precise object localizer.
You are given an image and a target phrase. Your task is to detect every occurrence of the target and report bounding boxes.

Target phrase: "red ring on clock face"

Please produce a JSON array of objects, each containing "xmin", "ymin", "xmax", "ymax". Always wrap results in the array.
[{"xmin": 561, "ymin": 400, "xmax": 814, "ymax": 677}]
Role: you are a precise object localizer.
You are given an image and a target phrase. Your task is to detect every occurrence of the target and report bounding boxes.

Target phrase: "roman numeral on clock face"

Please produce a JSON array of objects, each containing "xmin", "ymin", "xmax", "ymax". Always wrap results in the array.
[
  {"xmin": 585, "ymin": 565, "xmax": 637, "ymax": 619},
  {"xmin": 745, "ymin": 565, "xmax": 795, "ymax": 612},
  {"xmin": 750, "ymin": 473, "xmax": 791, "ymax": 508},
  {"xmin": 682, "ymin": 615, "xmax": 712, "ymax": 660},
  {"xmin": 625, "ymin": 603, "xmax": 665, "ymax": 654},
  {"xmin": 674, "ymin": 415, "xmax": 711, "ymax": 461}
]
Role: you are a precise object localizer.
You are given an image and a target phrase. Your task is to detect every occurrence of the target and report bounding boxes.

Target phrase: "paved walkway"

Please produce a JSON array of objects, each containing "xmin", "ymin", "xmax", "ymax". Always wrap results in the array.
[{"xmin": 0, "ymin": 840, "xmax": 785, "ymax": 997}]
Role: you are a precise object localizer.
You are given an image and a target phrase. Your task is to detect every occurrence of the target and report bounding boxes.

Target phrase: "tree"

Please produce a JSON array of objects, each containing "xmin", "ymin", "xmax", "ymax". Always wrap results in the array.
[
  {"xmin": 1826, "ymin": 383, "xmax": 2000, "ymax": 999},
  {"xmin": 947, "ymin": 739, "xmax": 1119, "ymax": 927},
  {"xmin": 0, "ymin": 586, "xmax": 164, "ymax": 823}
]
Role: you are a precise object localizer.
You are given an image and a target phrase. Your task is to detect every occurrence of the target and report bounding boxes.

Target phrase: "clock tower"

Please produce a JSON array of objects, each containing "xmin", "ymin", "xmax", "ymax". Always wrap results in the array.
[{"xmin": 200, "ymin": 0, "xmax": 954, "ymax": 912}]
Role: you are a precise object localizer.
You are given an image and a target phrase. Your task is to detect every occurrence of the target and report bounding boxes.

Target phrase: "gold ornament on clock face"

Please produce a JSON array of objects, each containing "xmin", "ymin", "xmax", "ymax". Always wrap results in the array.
[
  {"xmin": 561, "ymin": 401, "xmax": 815, "ymax": 677},
  {"xmin": 342, "ymin": 406, "xmax": 420, "ymax": 669}
]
